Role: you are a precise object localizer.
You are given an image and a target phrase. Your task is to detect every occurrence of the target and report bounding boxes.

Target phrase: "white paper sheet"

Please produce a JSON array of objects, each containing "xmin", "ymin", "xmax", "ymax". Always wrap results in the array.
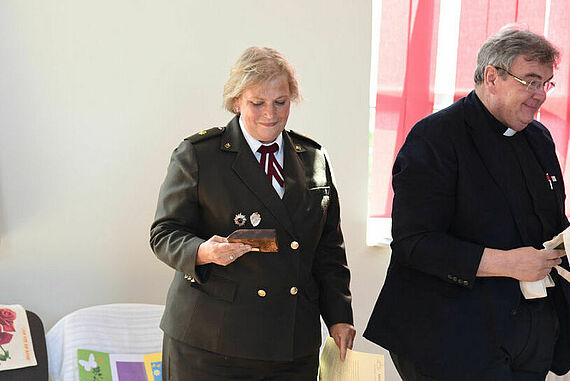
[
  {"xmin": 319, "ymin": 336, "xmax": 384, "ymax": 381},
  {"xmin": 520, "ymin": 226, "xmax": 570, "ymax": 299}
]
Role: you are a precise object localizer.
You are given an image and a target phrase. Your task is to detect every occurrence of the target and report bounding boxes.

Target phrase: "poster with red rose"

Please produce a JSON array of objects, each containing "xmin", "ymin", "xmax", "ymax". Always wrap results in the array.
[{"xmin": 0, "ymin": 304, "xmax": 37, "ymax": 372}]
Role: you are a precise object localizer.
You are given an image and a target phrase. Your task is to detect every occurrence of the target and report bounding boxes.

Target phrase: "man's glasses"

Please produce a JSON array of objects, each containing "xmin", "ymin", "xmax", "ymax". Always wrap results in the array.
[{"xmin": 493, "ymin": 66, "xmax": 555, "ymax": 94}]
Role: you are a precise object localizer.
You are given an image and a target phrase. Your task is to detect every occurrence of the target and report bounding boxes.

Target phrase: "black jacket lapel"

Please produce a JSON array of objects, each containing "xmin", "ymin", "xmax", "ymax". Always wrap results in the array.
[
  {"xmin": 524, "ymin": 124, "xmax": 568, "ymax": 229},
  {"xmin": 222, "ymin": 117, "xmax": 296, "ymax": 237},
  {"xmin": 281, "ymin": 132, "xmax": 305, "ymax": 218}
]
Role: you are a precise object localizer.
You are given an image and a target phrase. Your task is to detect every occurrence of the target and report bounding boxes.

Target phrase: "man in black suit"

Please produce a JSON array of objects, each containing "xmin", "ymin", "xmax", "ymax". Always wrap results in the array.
[
  {"xmin": 151, "ymin": 47, "xmax": 355, "ymax": 380},
  {"xmin": 365, "ymin": 26, "xmax": 570, "ymax": 380}
]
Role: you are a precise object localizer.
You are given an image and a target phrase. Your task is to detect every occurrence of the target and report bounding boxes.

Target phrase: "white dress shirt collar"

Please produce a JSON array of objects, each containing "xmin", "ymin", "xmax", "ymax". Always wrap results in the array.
[
  {"xmin": 239, "ymin": 116, "xmax": 285, "ymax": 198},
  {"xmin": 503, "ymin": 128, "xmax": 517, "ymax": 137}
]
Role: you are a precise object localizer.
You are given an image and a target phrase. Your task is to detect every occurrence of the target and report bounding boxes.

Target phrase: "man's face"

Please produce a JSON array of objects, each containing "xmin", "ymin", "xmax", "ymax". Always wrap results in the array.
[{"xmin": 490, "ymin": 55, "xmax": 553, "ymax": 131}]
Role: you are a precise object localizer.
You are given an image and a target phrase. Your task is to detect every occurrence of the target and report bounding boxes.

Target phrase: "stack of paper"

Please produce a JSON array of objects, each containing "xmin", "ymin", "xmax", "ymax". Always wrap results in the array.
[
  {"xmin": 319, "ymin": 336, "xmax": 384, "ymax": 381},
  {"xmin": 521, "ymin": 226, "xmax": 570, "ymax": 299}
]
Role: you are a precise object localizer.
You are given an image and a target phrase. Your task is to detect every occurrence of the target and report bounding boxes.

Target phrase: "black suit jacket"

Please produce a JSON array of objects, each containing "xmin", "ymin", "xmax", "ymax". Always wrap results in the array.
[
  {"xmin": 150, "ymin": 116, "xmax": 353, "ymax": 361},
  {"xmin": 364, "ymin": 92, "xmax": 570, "ymax": 380}
]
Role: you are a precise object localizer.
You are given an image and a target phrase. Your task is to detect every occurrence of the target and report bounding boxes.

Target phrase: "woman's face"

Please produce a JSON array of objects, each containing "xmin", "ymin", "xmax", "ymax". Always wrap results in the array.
[{"xmin": 234, "ymin": 75, "xmax": 291, "ymax": 143}]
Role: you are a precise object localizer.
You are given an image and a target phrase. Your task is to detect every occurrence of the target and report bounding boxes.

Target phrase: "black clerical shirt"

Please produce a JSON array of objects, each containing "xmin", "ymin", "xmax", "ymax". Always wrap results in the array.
[{"xmin": 474, "ymin": 94, "xmax": 561, "ymax": 247}]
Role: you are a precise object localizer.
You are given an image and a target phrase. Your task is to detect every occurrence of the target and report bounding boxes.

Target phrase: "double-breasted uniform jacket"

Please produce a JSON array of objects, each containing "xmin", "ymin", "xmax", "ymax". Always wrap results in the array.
[
  {"xmin": 150, "ymin": 115, "xmax": 353, "ymax": 361},
  {"xmin": 364, "ymin": 92, "xmax": 570, "ymax": 380}
]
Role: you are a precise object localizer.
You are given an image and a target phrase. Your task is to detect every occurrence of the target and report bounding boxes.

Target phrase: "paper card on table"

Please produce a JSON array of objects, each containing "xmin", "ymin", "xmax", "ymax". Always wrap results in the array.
[
  {"xmin": 77, "ymin": 349, "xmax": 112, "ymax": 381},
  {"xmin": 227, "ymin": 229, "xmax": 278, "ymax": 252},
  {"xmin": 0, "ymin": 304, "xmax": 37, "ymax": 371},
  {"xmin": 109, "ymin": 353, "xmax": 146, "ymax": 381},
  {"xmin": 143, "ymin": 352, "xmax": 162, "ymax": 381},
  {"xmin": 318, "ymin": 336, "xmax": 384, "ymax": 381}
]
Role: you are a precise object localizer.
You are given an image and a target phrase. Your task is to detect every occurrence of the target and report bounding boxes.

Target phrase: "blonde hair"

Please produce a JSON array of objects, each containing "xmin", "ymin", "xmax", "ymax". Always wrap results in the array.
[{"xmin": 223, "ymin": 47, "xmax": 300, "ymax": 113}]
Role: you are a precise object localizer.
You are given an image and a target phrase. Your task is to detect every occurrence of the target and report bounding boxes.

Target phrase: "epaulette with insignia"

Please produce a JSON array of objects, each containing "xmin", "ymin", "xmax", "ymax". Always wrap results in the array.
[
  {"xmin": 186, "ymin": 126, "xmax": 225, "ymax": 143},
  {"xmin": 288, "ymin": 130, "xmax": 321, "ymax": 149}
]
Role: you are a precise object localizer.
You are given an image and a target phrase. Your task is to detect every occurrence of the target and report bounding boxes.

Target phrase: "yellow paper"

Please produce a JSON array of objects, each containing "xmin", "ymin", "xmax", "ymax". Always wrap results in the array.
[
  {"xmin": 143, "ymin": 352, "xmax": 162, "ymax": 381},
  {"xmin": 319, "ymin": 336, "xmax": 384, "ymax": 381}
]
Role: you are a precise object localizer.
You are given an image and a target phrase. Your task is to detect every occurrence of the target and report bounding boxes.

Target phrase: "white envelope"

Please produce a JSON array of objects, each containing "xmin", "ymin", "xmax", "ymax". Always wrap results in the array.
[{"xmin": 519, "ymin": 226, "xmax": 570, "ymax": 299}]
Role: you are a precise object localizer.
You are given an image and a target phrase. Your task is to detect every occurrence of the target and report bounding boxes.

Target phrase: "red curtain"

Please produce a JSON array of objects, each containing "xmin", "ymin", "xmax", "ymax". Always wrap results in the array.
[
  {"xmin": 370, "ymin": 0, "xmax": 570, "ymax": 218},
  {"xmin": 369, "ymin": 0, "xmax": 441, "ymax": 217}
]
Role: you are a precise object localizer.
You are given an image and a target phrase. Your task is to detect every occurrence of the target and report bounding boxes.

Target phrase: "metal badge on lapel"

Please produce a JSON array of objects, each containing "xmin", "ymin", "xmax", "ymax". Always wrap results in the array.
[
  {"xmin": 234, "ymin": 213, "xmax": 246, "ymax": 227},
  {"xmin": 250, "ymin": 212, "xmax": 261, "ymax": 227}
]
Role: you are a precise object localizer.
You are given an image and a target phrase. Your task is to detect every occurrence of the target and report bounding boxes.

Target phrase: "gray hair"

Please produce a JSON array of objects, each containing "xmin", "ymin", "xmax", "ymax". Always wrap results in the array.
[
  {"xmin": 474, "ymin": 24, "xmax": 559, "ymax": 85},
  {"xmin": 222, "ymin": 47, "xmax": 300, "ymax": 114}
]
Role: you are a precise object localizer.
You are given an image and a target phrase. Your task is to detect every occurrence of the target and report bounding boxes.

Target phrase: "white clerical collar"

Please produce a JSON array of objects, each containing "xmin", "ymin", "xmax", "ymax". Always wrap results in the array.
[
  {"xmin": 238, "ymin": 116, "xmax": 283, "ymax": 153},
  {"xmin": 503, "ymin": 128, "xmax": 517, "ymax": 137}
]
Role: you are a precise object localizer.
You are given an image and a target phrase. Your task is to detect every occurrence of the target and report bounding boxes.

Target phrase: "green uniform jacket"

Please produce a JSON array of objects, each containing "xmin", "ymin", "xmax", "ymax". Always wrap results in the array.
[{"xmin": 150, "ymin": 116, "xmax": 353, "ymax": 361}]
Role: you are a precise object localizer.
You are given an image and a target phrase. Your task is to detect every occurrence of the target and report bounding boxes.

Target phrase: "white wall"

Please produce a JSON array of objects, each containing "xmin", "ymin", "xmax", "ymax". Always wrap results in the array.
[{"xmin": 0, "ymin": 0, "xmax": 396, "ymax": 378}]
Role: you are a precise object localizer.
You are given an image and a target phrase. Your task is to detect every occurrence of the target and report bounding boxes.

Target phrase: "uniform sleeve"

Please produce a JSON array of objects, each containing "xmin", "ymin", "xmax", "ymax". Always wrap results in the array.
[
  {"xmin": 313, "ymin": 149, "xmax": 353, "ymax": 328},
  {"xmin": 391, "ymin": 124, "xmax": 484, "ymax": 288},
  {"xmin": 150, "ymin": 140, "xmax": 209, "ymax": 283}
]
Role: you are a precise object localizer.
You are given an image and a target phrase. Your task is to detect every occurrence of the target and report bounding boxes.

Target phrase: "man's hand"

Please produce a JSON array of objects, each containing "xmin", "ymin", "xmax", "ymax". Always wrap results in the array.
[
  {"xmin": 329, "ymin": 323, "xmax": 356, "ymax": 361},
  {"xmin": 196, "ymin": 235, "xmax": 252, "ymax": 266},
  {"xmin": 478, "ymin": 246, "xmax": 565, "ymax": 281}
]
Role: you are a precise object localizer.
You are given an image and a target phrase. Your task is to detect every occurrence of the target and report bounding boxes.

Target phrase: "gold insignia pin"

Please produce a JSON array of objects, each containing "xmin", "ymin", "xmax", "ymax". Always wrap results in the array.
[
  {"xmin": 250, "ymin": 212, "xmax": 261, "ymax": 227},
  {"xmin": 295, "ymin": 145, "xmax": 302, "ymax": 151},
  {"xmin": 224, "ymin": 142, "xmax": 231, "ymax": 149},
  {"xmin": 234, "ymin": 213, "xmax": 246, "ymax": 227},
  {"xmin": 199, "ymin": 130, "xmax": 207, "ymax": 135}
]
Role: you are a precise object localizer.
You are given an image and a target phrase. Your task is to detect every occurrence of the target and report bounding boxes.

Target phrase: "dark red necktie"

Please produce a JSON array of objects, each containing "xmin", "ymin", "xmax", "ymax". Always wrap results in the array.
[{"xmin": 257, "ymin": 143, "xmax": 284, "ymax": 187}]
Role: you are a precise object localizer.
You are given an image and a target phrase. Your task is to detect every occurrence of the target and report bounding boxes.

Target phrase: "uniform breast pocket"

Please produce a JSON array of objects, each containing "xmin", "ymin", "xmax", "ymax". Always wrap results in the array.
[{"xmin": 308, "ymin": 186, "xmax": 330, "ymax": 211}]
